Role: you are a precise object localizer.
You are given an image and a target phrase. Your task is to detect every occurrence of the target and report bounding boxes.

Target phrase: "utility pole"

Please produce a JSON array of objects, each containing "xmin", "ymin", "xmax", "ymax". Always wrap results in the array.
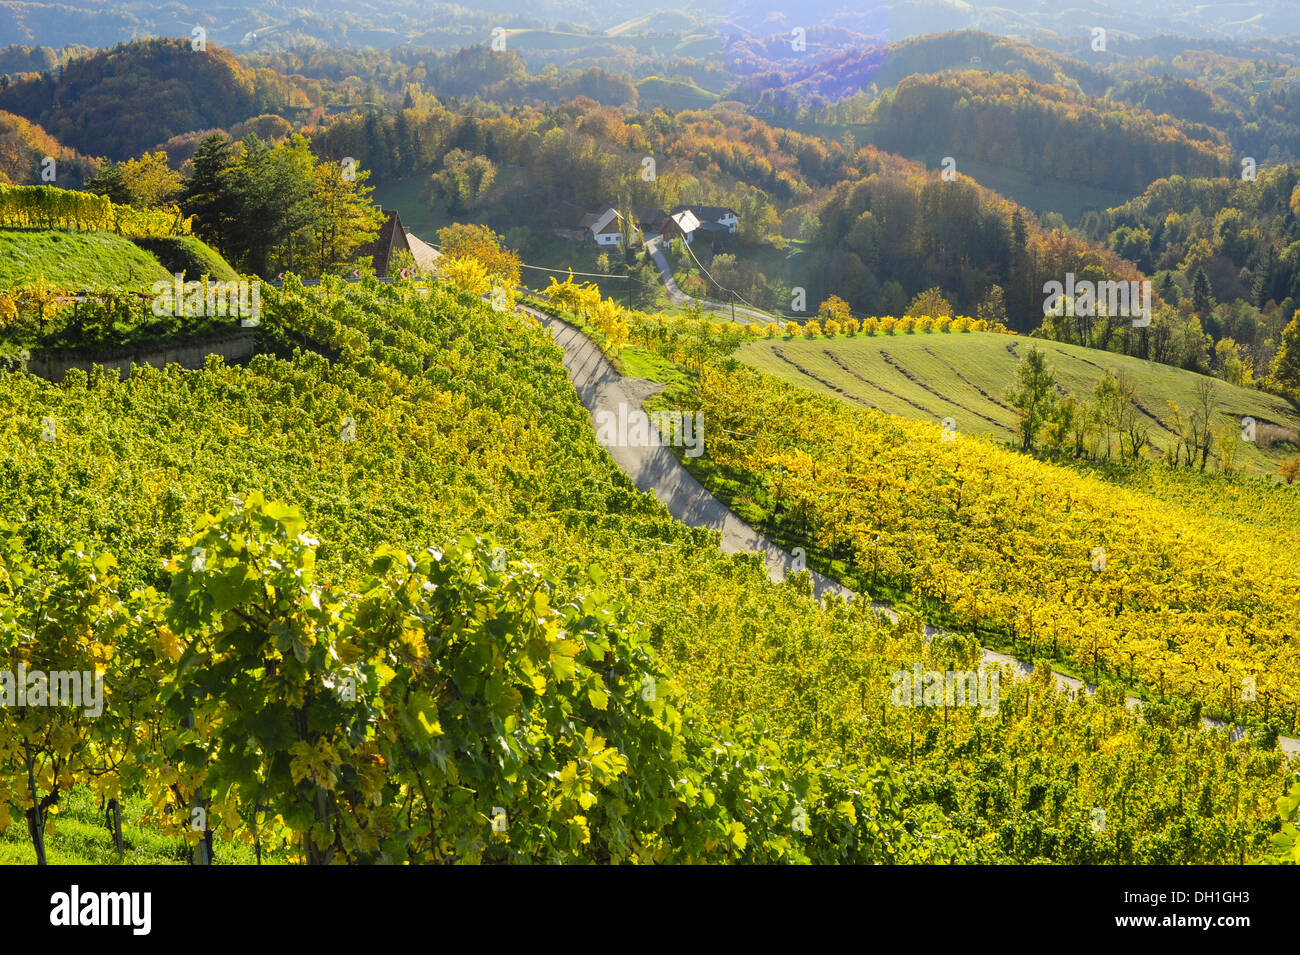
[{"xmin": 731, "ymin": 289, "xmax": 735, "ymax": 323}]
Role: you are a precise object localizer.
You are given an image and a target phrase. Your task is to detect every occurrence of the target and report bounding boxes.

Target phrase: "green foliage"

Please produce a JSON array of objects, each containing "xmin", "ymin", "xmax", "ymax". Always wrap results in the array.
[
  {"xmin": 1269, "ymin": 311, "xmax": 1300, "ymax": 396},
  {"xmin": 129, "ymin": 236, "xmax": 237, "ymax": 282},
  {"xmin": 180, "ymin": 133, "xmax": 381, "ymax": 279},
  {"xmin": 2, "ymin": 271, "xmax": 1294, "ymax": 865},
  {"xmin": 1007, "ymin": 345, "xmax": 1057, "ymax": 451},
  {"xmin": 1261, "ymin": 780, "xmax": 1300, "ymax": 864}
]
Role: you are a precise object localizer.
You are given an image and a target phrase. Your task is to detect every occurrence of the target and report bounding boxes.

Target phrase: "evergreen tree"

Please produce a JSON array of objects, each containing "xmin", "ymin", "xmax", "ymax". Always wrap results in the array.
[
  {"xmin": 1159, "ymin": 271, "xmax": 1180, "ymax": 306},
  {"xmin": 179, "ymin": 133, "xmax": 237, "ymax": 256},
  {"xmin": 220, "ymin": 135, "xmax": 317, "ymax": 277},
  {"xmin": 1192, "ymin": 266, "xmax": 1214, "ymax": 316},
  {"xmin": 84, "ymin": 161, "xmax": 132, "ymax": 204},
  {"xmin": 1253, "ymin": 247, "xmax": 1277, "ymax": 308}
]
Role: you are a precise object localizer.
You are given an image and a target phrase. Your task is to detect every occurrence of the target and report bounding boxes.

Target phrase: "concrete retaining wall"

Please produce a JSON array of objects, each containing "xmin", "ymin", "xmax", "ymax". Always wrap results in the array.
[{"xmin": 24, "ymin": 331, "xmax": 256, "ymax": 380}]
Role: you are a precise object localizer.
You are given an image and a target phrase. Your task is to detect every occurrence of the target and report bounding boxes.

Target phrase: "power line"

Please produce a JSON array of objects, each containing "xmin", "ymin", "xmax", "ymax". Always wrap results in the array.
[
  {"xmin": 673, "ymin": 233, "xmax": 775, "ymax": 319},
  {"xmin": 421, "ymin": 238, "xmax": 630, "ymax": 280},
  {"xmin": 519, "ymin": 262, "xmax": 627, "ymax": 280}
]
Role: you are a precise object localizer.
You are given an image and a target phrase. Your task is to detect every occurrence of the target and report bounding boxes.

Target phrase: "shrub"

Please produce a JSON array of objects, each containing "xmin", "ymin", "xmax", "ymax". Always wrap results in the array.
[{"xmin": 1280, "ymin": 456, "xmax": 1300, "ymax": 484}]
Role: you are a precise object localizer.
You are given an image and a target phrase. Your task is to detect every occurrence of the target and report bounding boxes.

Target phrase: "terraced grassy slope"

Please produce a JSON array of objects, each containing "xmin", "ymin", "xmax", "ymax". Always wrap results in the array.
[
  {"xmin": 0, "ymin": 229, "xmax": 172, "ymax": 289},
  {"xmin": 737, "ymin": 331, "xmax": 1300, "ymax": 476},
  {"xmin": 130, "ymin": 235, "xmax": 238, "ymax": 281}
]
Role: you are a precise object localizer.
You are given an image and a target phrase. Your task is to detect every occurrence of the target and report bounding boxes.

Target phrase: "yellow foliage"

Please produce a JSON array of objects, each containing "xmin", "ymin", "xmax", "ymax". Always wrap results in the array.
[{"xmin": 440, "ymin": 256, "xmax": 491, "ymax": 297}]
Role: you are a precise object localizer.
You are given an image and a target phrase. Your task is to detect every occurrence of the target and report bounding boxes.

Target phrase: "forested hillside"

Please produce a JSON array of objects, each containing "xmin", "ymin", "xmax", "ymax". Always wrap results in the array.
[{"xmin": 864, "ymin": 72, "xmax": 1232, "ymax": 196}]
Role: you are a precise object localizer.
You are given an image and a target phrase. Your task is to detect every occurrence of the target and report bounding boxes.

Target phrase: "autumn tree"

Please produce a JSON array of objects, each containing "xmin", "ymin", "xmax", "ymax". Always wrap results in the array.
[
  {"xmin": 440, "ymin": 256, "xmax": 491, "ymax": 297},
  {"xmin": 818, "ymin": 294, "xmax": 852, "ymax": 324},
  {"xmin": 300, "ymin": 157, "xmax": 383, "ymax": 275},
  {"xmin": 977, "ymin": 285, "xmax": 1009, "ymax": 327},
  {"xmin": 1269, "ymin": 311, "xmax": 1300, "ymax": 396},
  {"xmin": 436, "ymin": 223, "xmax": 521, "ymax": 290},
  {"xmin": 1279, "ymin": 456, "xmax": 1300, "ymax": 485},
  {"xmin": 906, "ymin": 286, "xmax": 952, "ymax": 318},
  {"xmin": 426, "ymin": 148, "xmax": 496, "ymax": 214}
]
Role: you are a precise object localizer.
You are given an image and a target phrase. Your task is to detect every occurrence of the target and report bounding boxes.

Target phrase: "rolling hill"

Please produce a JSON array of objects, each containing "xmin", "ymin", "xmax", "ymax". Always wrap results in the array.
[
  {"xmin": 0, "ymin": 38, "xmax": 259, "ymax": 160},
  {"xmin": 736, "ymin": 330, "xmax": 1300, "ymax": 475}
]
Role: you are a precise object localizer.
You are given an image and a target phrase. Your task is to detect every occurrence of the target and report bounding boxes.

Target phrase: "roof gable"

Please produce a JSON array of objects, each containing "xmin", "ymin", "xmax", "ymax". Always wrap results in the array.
[
  {"xmin": 355, "ymin": 209, "xmax": 410, "ymax": 276},
  {"xmin": 669, "ymin": 209, "xmax": 700, "ymax": 233},
  {"xmin": 590, "ymin": 206, "xmax": 622, "ymax": 235}
]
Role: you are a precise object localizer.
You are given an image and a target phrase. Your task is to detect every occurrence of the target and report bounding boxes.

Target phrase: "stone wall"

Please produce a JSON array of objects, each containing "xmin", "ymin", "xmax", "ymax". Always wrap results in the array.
[{"xmin": 24, "ymin": 331, "xmax": 257, "ymax": 380}]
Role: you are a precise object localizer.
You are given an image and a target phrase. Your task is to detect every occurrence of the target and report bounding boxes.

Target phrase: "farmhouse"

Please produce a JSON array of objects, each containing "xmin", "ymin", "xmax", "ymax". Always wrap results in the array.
[
  {"xmin": 660, "ymin": 208, "xmax": 700, "ymax": 244},
  {"xmin": 355, "ymin": 209, "xmax": 413, "ymax": 276},
  {"xmin": 576, "ymin": 205, "xmax": 627, "ymax": 246},
  {"xmin": 633, "ymin": 206, "xmax": 667, "ymax": 234},
  {"xmin": 670, "ymin": 204, "xmax": 739, "ymax": 233}
]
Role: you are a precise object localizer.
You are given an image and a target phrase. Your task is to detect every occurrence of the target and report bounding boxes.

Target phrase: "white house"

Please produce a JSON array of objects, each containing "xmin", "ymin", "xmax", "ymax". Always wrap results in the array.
[
  {"xmin": 662, "ymin": 208, "xmax": 701, "ymax": 244},
  {"xmin": 670, "ymin": 204, "xmax": 739, "ymax": 233},
  {"xmin": 578, "ymin": 206, "xmax": 627, "ymax": 246}
]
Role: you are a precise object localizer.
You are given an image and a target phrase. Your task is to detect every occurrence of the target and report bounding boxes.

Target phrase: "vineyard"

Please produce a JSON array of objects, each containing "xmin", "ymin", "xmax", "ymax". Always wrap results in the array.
[
  {"xmin": 663, "ymin": 357, "xmax": 1300, "ymax": 730},
  {"xmin": 0, "ymin": 184, "xmax": 192, "ymax": 238},
  {"xmin": 0, "ymin": 276, "xmax": 1295, "ymax": 864}
]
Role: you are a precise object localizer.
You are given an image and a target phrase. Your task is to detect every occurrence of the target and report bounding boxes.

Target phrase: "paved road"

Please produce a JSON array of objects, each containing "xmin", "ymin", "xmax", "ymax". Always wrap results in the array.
[
  {"xmin": 528, "ymin": 304, "xmax": 1298, "ymax": 754},
  {"xmin": 644, "ymin": 235, "xmax": 777, "ymax": 324}
]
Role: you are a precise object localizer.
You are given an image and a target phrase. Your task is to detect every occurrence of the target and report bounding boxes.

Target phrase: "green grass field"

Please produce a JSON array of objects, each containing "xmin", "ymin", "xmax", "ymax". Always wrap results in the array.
[
  {"xmin": 0, "ymin": 789, "xmax": 283, "ymax": 865},
  {"xmin": 131, "ymin": 235, "xmax": 238, "ymax": 281},
  {"xmin": 635, "ymin": 76, "xmax": 721, "ymax": 111},
  {"xmin": 0, "ymin": 230, "xmax": 173, "ymax": 290},
  {"xmin": 370, "ymin": 178, "xmax": 441, "ymax": 236},
  {"xmin": 737, "ymin": 330, "xmax": 1300, "ymax": 476}
]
